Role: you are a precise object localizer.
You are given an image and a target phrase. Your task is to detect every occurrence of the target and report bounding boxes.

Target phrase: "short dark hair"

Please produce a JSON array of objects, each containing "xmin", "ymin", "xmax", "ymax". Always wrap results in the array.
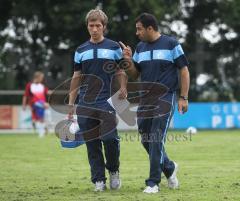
[{"xmin": 135, "ymin": 13, "xmax": 159, "ymax": 31}]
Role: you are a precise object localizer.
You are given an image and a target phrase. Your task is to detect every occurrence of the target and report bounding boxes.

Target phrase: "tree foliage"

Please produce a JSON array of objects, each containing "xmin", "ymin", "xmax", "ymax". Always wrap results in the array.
[{"xmin": 0, "ymin": 0, "xmax": 239, "ymax": 101}]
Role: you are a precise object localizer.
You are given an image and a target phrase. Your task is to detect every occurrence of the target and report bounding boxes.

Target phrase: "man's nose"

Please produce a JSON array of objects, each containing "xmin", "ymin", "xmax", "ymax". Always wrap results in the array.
[{"xmin": 93, "ymin": 26, "xmax": 97, "ymax": 32}]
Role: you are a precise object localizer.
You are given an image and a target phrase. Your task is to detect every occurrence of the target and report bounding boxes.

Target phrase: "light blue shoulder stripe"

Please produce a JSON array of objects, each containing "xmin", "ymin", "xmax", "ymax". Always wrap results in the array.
[
  {"xmin": 74, "ymin": 51, "xmax": 82, "ymax": 63},
  {"xmin": 153, "ymin": 50, "xmax": 173, "ymax": 62},
  {"xmin": 135, "ymin": 50, "xmax": 172, "ymax": 63},
  {"xmin": 97, "ymin": 49, "xmax": 116, "ymax": 60},
  {"xmin": 81, "ymin": 49, "xmax": 94, "ymax": 61},
  {"xmin": 133, "ymin": 51, "xmax": 139, "ymax": 63},
  {"xmin": 115, "ymin": 48, "xmax": 123, "ymax": 60},
  {"xmin": 133, "ymin": 51, "xmax": 152, "ymax": 63},
  {"xmin": 138, "ymin": 51, "xmax": 151, "ymax": 63},
  {"xmin": 172, "ymin": 44, "xmax": 184, "ymax": 60},
  {"xmin": 74, "ymin": 49, "xmax": 94, "ymax": 63}
]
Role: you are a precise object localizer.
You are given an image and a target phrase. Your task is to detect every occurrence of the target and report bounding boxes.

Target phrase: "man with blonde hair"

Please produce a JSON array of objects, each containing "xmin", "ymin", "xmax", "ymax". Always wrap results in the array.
[{"xmin": 68, "ymin": 9, "xmax": 127, "ymax": 191}]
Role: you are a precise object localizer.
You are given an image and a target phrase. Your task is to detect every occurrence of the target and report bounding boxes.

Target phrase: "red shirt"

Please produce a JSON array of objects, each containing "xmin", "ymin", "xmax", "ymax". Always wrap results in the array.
[{"xmin": 24, "ymin": 82, "xmax": 48, "ymax": 106}]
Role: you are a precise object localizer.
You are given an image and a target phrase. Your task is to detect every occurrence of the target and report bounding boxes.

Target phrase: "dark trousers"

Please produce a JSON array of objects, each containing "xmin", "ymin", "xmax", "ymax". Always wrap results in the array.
[
  {"xmin": 85, "ymin": 137, "xmax": 120, "ymax": 183},
  {"xmin": 77, "ymin": 102, "xmax": 120, "ymax": 183},
  {"xmin": 137, "ymin": 93, "xmax": 176, "ymax": 187}
]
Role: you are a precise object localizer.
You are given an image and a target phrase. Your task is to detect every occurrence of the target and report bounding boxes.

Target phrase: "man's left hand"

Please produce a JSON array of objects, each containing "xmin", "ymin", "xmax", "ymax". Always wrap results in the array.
[
  {"xmin": 118, "ymin": 87, "xmax": 128, "ymax": 99},
  {"xmin": 178, "ymin": 99, "xmax": 188, "ymax": 114}
]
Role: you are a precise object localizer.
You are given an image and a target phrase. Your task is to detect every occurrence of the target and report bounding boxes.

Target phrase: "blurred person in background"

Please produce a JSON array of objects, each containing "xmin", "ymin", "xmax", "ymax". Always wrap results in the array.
[{"xmin": 22, "ymin": 71, "xmax": 49, "ymax": 138}]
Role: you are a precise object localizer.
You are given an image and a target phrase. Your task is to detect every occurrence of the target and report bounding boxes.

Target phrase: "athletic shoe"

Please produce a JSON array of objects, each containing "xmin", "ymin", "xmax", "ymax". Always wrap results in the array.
[
  {"xmin": 168, "ymin": 162, "xmax": 179, "ymax": 189},
  {"xmin": 94, "ymin": 181, "xmax": 106, "ymax": 192},
  {"xmin": 109, "ymin": 171, "xmax": 121, "ymax": 190},
  {"xmin": 143, "ymin": 185, "xmax": 159, "ymax": 193}
]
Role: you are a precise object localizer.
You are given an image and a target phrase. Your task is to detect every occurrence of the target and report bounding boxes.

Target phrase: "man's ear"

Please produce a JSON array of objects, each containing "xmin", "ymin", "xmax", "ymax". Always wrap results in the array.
[
  {"xmin": 103, "ymin": 25, "xmax": 108, "ymax": 34},
  {"xmin": 147, "ymin": 26, "xmax": 153, "ymax": 32}
]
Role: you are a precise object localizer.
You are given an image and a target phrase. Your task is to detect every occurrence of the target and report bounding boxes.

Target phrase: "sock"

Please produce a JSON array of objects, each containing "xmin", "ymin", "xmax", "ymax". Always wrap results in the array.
[{"xmin": 36, "ymin": 122, "xmax": 45, "ymax": 138}]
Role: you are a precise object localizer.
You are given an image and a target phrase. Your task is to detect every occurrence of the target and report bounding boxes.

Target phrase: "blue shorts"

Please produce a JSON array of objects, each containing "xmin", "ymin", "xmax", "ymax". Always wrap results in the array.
[{"xmin": 32, "ymin": 101, "xmax": 45, "ymax": 120}]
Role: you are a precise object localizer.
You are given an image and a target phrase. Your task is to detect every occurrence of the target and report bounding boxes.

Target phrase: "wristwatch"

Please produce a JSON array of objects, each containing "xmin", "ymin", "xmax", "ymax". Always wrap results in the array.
[{"xmin": 179, "ymin": 95, "xmax": 188, "ymax": 100}]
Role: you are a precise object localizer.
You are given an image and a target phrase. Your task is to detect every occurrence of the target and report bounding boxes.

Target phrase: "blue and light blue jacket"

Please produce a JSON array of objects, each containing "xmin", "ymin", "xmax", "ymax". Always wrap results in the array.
[
  {"xmin": 133, "ymin": 34, "xmax": 189, "ymax": 92},
  {"xmin": 74, "ymin": 38, "xmax": 122, "ymax": 104}
]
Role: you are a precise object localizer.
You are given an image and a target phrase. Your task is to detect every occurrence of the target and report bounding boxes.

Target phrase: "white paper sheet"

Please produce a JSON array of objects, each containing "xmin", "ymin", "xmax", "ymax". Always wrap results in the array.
[{"xmin": 107, "ymin": 90, "xmax": 130, "ymax": 114}]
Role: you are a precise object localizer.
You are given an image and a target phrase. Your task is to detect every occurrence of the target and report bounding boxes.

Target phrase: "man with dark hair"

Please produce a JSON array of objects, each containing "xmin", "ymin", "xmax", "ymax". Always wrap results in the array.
[
  {"xmin": 135, "ymin": 12, "xmax": 159, "ymax": 31},
  {"xmin": 68, "ymin": 9, "xmax": 127, "ymax": 192},
  {"xmin": 120, "ymin": 12, "xmax": 190, "ymax": 193}
]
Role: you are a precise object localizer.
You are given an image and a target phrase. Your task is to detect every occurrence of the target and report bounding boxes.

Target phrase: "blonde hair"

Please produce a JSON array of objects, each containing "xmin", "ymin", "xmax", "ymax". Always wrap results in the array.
[
  {"xmin": 33, "ymin": 71, "xmax": 44, "ymax": 83},
  {"xmin": 33, "ymin": 71, "xmax": 44, "ymax": 79},
  {"xmin": 85, "ymin": 9, "xmax": 108, "ymax": 26}
]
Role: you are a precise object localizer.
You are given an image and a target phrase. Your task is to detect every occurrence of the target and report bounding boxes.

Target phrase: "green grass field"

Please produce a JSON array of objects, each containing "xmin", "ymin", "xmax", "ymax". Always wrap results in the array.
[{"xmin": 0, "ymin": 130, "xmax": 240, "ymax": 201}]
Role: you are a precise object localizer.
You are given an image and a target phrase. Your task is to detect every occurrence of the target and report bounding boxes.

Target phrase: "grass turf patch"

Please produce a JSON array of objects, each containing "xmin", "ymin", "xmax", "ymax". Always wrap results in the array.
[{"xmin": 0, "ymin": 130, "xmax": 240, "ymax": 201}]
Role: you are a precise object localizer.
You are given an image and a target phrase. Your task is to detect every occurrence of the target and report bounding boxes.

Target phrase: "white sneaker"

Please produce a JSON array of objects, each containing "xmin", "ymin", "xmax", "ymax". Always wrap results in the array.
[
  {"xmin": 143, "ymin": 185, "xmax": 159, "ymax": 193},
  {"xmin": 168, "ymin": 162, "xmax": 179, "ymax": 189},
  {"xmin": 109, "ymin": 171, "xmax": 121, "ymax": 190},
  {"xmin": 94, "ymin": 181, "xmax": 106, "ymax": 192}
]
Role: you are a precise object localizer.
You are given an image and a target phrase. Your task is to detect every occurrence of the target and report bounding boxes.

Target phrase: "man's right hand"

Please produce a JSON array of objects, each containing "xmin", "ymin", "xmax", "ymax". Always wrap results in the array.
[{"xmin": 119, "ymin": 41, "xmax": 132, "ymax": 60}]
